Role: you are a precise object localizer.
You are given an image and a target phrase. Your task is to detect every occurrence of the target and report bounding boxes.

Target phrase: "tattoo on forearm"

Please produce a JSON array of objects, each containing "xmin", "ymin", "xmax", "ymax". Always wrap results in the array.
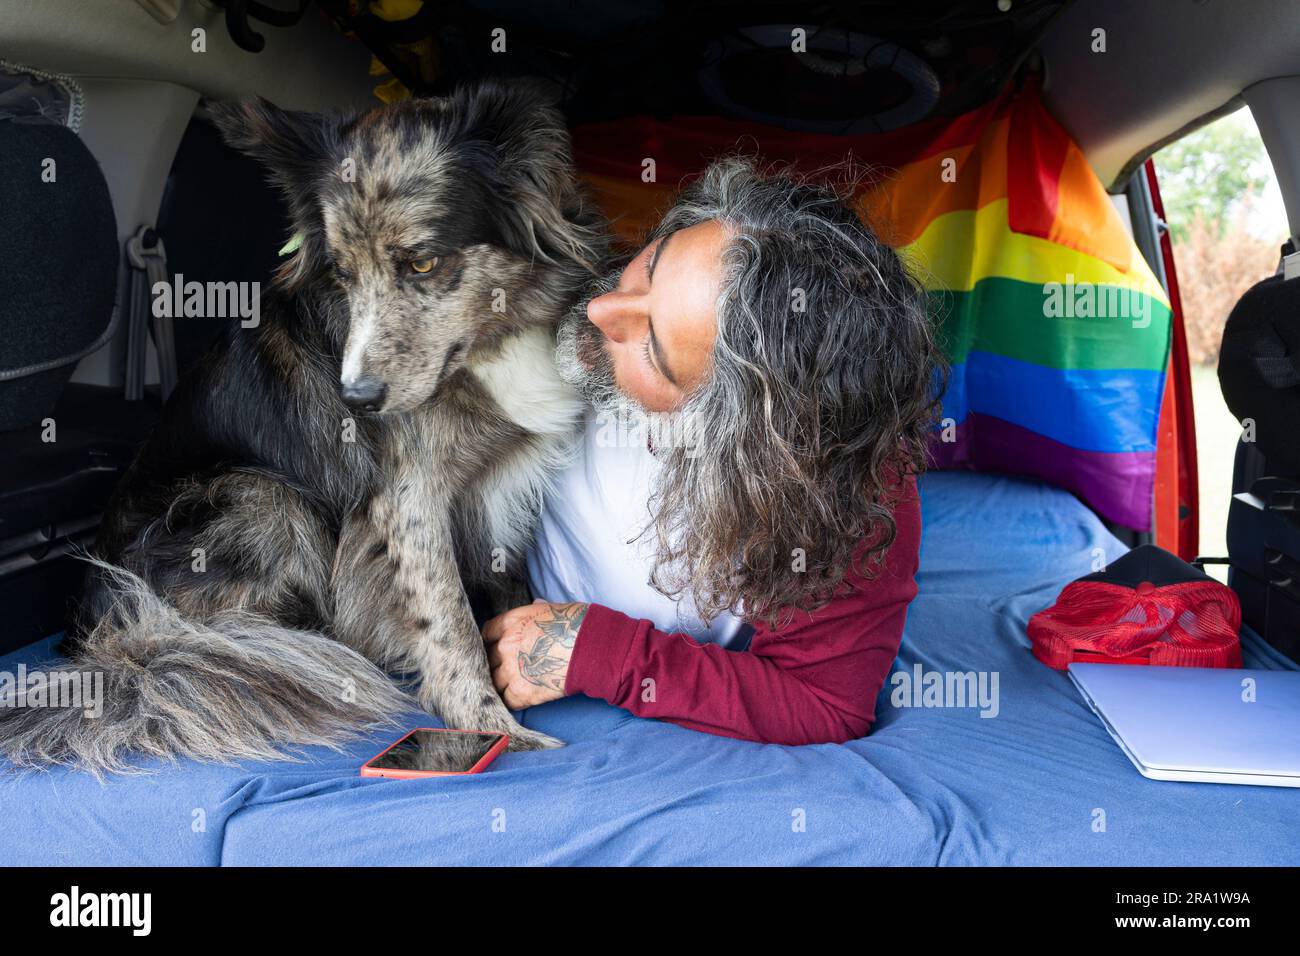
[{"xmin": 518, "ymin": 602, "xmax": 588, "ymax": 692}]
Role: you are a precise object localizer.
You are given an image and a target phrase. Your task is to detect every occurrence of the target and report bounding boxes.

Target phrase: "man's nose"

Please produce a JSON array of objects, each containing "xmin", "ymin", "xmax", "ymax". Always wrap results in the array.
[
  {"xmin": 586, "ymin": 289, "xmax": 645, "ymax": 344},
  {"xmin": 340, "ymin": 377, "xmax": 387, "ymax": 412}
]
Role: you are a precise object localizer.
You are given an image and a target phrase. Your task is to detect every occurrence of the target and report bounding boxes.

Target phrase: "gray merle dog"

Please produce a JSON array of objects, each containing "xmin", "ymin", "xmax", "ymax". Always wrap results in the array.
[{"xmin": 0, "ymin": 81, "xmax": 605, "ymax": 772}]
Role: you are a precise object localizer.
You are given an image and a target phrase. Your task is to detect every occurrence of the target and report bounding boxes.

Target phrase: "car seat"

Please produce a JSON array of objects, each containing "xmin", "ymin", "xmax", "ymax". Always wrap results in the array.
[
  {"xmin": 0, "ymin": 71, "xmax": 156, "ymax": 653},
  {"xmin": 1218, "ymin": 250, "xmax": 1300, "ymax": 661}
]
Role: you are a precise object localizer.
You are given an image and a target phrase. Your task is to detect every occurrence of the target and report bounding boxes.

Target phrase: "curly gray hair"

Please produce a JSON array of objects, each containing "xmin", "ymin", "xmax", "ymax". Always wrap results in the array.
[{"xmin": 558, "ymin": 157, "xmax": 945, "ymax": 626}]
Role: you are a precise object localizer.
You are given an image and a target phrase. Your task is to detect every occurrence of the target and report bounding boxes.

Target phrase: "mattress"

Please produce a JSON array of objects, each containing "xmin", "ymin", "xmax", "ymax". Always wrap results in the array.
[{"xmin": 3, "ymin": 471, "xmax": 1297, "ymax": 866}]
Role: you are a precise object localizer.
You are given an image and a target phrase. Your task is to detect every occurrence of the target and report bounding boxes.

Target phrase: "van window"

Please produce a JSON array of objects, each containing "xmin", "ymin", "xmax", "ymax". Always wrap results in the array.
[{"xmin": 1154, "ymin": 106, "xmax": 1289, "ymax": 578}]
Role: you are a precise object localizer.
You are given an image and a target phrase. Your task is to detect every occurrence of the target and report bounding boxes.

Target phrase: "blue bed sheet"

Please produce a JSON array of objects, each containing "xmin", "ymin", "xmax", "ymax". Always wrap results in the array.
[{"xmin": 3, "ymin": 471, "xmax": 1297, "ymax": 866}]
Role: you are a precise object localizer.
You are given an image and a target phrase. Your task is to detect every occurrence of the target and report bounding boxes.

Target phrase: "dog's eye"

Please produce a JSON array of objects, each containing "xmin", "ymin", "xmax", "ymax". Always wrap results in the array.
[{"xmin": 408, "ymin": 258, "xmax": 439, "ymax": 275}]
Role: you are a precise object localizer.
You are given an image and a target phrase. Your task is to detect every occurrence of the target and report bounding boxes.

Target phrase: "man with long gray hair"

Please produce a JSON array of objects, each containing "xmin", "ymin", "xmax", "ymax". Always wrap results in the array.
[{"xmin": 483, "ymin": 157, "xmax": 944, "ymax": 745}]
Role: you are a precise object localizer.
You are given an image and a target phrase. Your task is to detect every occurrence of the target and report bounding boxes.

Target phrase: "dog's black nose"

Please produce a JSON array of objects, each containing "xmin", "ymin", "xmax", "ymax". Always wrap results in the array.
[{"xmin": 340, "ymin": 379, "xmax": 387, "ymax": 412}]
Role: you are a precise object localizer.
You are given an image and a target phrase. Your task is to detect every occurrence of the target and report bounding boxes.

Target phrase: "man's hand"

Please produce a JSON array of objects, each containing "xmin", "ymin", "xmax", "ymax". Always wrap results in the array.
[{"xmin": 482, "ymin": 600, "xmax": 589, "ymax": 710}]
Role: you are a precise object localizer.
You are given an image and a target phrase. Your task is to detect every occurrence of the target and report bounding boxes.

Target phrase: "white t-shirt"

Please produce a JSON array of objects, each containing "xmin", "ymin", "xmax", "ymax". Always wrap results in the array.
[{"xmin": 526, "ymin": 411, "xmax": 750, "ymax": 649}]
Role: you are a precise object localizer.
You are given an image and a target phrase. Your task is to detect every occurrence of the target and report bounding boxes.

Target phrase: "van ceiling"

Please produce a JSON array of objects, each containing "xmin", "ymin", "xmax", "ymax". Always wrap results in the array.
[
  {"xmin": 1040, "ymin": 0, "xmax": 1300, "ymax": 189},
  {"xmin": 3, "ymin": 0, "xmax": 1296, "ymax": 191},
  {"xmin": 0, "ymin": 0, "xmax": 374, "ymax": 111},
  {"xmin": 310, "ymin": 0, "xmax": 1298, "ymax": 189},
  {"xmin": 311, "ymin": 0, "xmax": 1071, "ymax": 126}
]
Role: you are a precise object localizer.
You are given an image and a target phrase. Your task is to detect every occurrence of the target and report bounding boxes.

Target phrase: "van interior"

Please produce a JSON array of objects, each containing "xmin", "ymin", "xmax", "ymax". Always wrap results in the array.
[{"xmin": 1, "ymin": 0, "xmax": 1297, "ymax": 866}]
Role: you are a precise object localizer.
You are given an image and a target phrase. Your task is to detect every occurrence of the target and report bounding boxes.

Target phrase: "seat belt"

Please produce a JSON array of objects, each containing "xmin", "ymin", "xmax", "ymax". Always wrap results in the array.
[{"xmin": 124, "ymin": 225, "xmax": 177, "ymax": 402}]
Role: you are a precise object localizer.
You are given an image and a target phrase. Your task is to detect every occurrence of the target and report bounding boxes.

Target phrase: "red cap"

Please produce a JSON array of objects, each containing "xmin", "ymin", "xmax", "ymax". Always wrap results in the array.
[{"xmin": 1028, "ymin": 546, "xmax": 1242, "ymax": 670}]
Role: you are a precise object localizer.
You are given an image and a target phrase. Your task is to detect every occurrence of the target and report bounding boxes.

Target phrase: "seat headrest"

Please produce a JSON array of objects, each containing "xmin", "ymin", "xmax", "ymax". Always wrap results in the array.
[
  {"xmin": 0, "ymin": 120, "xmax": 118, "ymax": 431},
  {"xmin": 1217, "ymin": 272, "xmax": 1300, "ymax": 475}
]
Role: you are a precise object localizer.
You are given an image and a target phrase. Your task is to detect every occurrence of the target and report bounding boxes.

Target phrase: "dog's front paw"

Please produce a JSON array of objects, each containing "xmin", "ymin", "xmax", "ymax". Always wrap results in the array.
[{"xmin": 505, "ymin": 727, "xmax": 565, "ymax": 751}]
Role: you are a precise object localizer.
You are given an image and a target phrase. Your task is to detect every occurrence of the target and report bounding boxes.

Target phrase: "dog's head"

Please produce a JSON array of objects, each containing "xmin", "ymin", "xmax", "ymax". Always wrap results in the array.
[{"xmin": 211, "ymin": 81, "xmax": 602, "ymax": 414}]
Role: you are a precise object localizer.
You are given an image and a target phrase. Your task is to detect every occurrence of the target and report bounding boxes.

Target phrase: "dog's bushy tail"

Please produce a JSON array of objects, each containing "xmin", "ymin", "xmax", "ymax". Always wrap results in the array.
[{"xmin": 0, "ymin": 560, "xmax": 410, "ymax": 777}]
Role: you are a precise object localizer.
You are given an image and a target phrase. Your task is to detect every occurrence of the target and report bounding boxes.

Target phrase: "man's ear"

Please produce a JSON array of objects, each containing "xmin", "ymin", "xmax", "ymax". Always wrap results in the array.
[
  {"xmin": 208, "ymin": 97, "xmax": 337, "ymax": 287},
  {"xmin": 454, "ymin": 79, "xmax": 605, "ymax": 273}
]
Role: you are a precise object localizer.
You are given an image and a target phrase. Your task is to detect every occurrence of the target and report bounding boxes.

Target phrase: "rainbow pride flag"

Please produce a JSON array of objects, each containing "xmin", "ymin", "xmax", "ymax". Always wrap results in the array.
[{"xmin": 570, "ymin": 78, "xmax": 1172, "ymax": 530}]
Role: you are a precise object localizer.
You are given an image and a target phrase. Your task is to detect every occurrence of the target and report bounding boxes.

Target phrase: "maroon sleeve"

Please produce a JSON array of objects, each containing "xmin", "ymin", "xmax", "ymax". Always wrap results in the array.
[{"xmin": 563, "ymin": 477, "xmax": 921, "ymax": 745}]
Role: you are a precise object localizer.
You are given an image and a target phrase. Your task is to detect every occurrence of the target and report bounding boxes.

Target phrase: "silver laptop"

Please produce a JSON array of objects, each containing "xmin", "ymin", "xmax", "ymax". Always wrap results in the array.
[{"xmin": 1068, "ymin": 663, "xmax": 1300, "ymax": 788}]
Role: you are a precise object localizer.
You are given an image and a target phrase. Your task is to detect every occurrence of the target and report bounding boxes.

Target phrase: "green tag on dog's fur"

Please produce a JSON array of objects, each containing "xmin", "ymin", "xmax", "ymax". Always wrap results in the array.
[{"xmin": 278, "ymin": 232, "xmax": 304, "ymax": 256}]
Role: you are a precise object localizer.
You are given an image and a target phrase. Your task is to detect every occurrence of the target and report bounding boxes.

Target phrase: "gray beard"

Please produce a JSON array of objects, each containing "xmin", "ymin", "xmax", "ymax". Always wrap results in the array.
[
  {"xmin": 554, "ymin": 270, "xmax": 623, "ymax": 414},
  {"xmin": 555, "ymin": 278, "xmax": 707, "ymax": 461}
]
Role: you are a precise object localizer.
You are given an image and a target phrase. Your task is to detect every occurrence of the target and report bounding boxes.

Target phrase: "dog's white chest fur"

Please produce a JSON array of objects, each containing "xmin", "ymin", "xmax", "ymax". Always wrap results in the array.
[
  {"xmin": 470, "ymin": 326, "xmax": 585, "ymax": 436},
  {"xmin": 467, "ymin": 325, "xmax": 585, "ymax": 558}
]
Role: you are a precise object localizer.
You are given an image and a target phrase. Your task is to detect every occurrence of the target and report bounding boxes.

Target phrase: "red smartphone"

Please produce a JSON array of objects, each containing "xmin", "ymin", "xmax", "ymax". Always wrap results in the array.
[{"xmin": 359, "ymin": 727, "xmax": 509, "ymax": 779}]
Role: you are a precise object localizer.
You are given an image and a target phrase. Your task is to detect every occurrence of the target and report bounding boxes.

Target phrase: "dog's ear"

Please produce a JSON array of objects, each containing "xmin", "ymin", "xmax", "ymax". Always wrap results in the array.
[
  {"xmin": 208, "ymin": 97, "xmax": 337, "ymax": 289},
  {"xmin": 209, "ymin": 97, "xmax": 335, "ymax": 194},
  {"xmin": 455, "ymin": 79, "xmax": 605, "ymax": 273}
]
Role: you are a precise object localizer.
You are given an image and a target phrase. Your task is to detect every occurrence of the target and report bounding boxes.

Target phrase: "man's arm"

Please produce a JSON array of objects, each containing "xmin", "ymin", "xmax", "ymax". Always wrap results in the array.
[
  {"xmin": 562, "ymin": 483, "xmax": 921, "ymax": 745},
  {"xmin": 485, "ymin": 481, "xmax": 920, "ymax": 745}
]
